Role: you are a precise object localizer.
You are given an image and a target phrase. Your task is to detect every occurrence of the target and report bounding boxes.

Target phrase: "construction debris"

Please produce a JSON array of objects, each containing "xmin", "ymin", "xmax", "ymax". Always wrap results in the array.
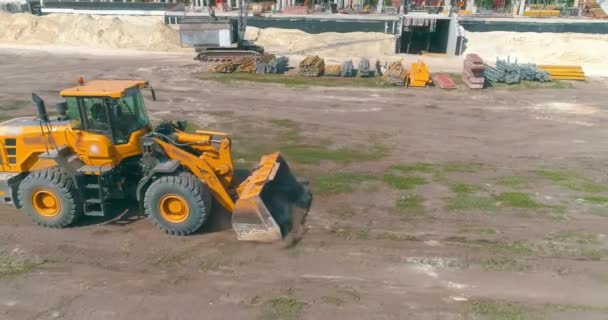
[
  {"xmin": 484, "ymin": 57, "xmax": 551, "ymax": 85},
  {"xmin": 209, "ymin": 60, "xmax": 239, "ymax": 73},
  {"xmin": 538, "ymin": 65, "xmax": 586, "ymax": 80},
  {"xmin": 341, "ymin": 60, "xmax": 355, "ymax": 77},
  {"xmin": 381, "ymin": 60, "xmax": 407, "ymax": 86},
  {"xmin": 299, "ymin": 55, "xmax": 325, "ymax": 77},
  {"xmin": 268, "ymin": 56, "xmax": 289, "ymax": 74},
  {"xmin": 462, "ymin": 54, "xmax": 485, "ymax": 89},
  {"xmin": 325, "ymin": 64, "xmax": 342, "ymax": 77},
  {"xmin": 432, "ymin": 74, "xmax": 457, "ymax": 89},
  {"xmin": 237, "ymin": 56, "xmax": 256, "ymax": 73},
  {"xmin": 408, "ymin": 61, "xmax": 431, "ymax": 87},
  {"xmin": 358, "ymin": 58, "xmax": 374, "ymax": 77}
]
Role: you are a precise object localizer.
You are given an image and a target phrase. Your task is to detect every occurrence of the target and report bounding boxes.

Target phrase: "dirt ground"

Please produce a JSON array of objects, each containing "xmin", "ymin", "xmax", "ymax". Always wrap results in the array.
[{"xmin": 1, "ymin": 48, "xmax": 608, "ymax": 320}]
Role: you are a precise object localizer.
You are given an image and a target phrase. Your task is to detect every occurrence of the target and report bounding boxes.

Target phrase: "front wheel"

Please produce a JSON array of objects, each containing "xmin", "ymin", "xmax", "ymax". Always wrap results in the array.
[
  {"xmin": 144, "ymin": 172, "xmax": 211, "ymax": 236},
  {"xmin": 18, "ymin": 167, "xmax": 82, "ymax": 228}
]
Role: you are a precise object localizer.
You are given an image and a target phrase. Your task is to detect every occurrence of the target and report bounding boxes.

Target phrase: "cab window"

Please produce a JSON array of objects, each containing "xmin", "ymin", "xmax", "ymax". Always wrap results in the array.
[
  {"xmin": 64, "ymin": 97, "xmax": 82, "ymax": 129},
  {"xmin": 110, "ymin": 88, "xmax": 149, "ymax": 144},
  {"xmin": 82, "ymin": 98, "xmax": 110, "ymax": 132}
]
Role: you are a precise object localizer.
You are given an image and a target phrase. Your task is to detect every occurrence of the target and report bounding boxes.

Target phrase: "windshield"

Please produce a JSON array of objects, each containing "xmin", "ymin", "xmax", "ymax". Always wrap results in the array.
[
  {"xmin": 63, "ymin": 88, "xmax": 148, "ymax": 144},
  {"xmin": 110, "ymin": 88, "xmax": 149, "ymax": 144}
]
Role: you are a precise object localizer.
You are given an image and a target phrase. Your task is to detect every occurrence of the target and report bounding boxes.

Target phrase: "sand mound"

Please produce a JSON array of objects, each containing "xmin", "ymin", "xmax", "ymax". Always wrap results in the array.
[
  {"xmin": 465, "ymin": 31, "xmax": 608, "ymax": 65},
  {"xmin": 0, "ymin": 12, "xmax": 183, "ymax": 51},
  {"xmin": 246, "ymin": 27, "xmax": 397, "ymax": 58}
]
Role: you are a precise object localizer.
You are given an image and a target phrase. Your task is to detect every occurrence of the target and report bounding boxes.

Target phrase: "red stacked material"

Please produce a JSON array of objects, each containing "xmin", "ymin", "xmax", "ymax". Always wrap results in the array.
[
  {"xmin": 282, "ymin": 6, "xmax": 309, "ymax": 14},
  {"xmin": 462, "ymin": 54, "xmax": 485, "ymax": 89},
  {"xmin": 432, "ymin": 74, "xmax": 456, "ymax": 89}
]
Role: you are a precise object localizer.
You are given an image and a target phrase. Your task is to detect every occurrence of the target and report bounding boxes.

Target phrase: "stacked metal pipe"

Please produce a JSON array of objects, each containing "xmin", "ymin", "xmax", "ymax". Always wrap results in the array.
[
  {"xmin": 341, "ymin": 60, "xmax": 355, "ymax": 77},
  {"xmin": 484, "ymin": 57, "xmax": 551, "ymax": 84},
  {"xmin": 358, "ymin": 58, "xmax": 374, "ymax": 78}
]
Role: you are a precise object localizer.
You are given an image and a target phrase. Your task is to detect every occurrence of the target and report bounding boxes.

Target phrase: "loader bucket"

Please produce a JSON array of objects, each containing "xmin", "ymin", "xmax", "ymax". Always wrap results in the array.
[{"xmin": 232, "ymin": 152, "xmax": 312, "ymax": 242}]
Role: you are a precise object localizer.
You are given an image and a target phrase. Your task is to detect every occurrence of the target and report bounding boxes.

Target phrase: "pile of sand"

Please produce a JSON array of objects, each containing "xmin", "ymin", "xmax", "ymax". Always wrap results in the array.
[
  {"xmin": 246, "ymin": 27, "xmax": 397, "ymax": 58},
  {"xmin": 0, "ymin": 12, "xmax": 183, "ymax": 51},
  {"xmin": 465, "ymin": 31, "xmax": 608, "ymax": 66}
]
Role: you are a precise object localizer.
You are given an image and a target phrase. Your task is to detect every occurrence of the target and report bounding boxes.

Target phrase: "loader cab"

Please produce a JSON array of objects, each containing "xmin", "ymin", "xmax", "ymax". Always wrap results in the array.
[{"xmin": 60, "ymin": 80, "xmax": 153, "ymax": 145}]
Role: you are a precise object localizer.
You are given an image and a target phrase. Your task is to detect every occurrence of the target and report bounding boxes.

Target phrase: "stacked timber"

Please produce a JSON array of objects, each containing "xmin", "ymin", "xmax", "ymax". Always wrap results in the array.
[
  {"xmin": 462, "ymin": 54, "xmax": 485, "ymax": 89},
  {"xmin": 381, "ymin": 61, "xmax": 407, "ymax": 86},
  {"xmin": 237, "ymin": 56, "xmax": 256, "ymax": 73},
  {"xmin": 358, "ymin": 58, "xmax": 374, "ymax": 77},
  {"xmin": 210, "ymin": 61, "xmax": 239, "ymax": 73},
  {"xmin": 325, "ymin": 65, "xmax": 342, "ymax": 77},
  {"xmin": 299, "ymin": 56, "xmax": 325, "ymax": 77},
  {"xmin": 537, "ymin": 65, "xmax": 585, "ymax": 80},
  {"xmin": 341, "ymin": 60, "xmax": 355, "ymax": 77}
]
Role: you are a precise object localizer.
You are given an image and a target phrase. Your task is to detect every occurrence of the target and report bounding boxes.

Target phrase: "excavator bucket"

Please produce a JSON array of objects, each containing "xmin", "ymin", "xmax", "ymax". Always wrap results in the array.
[{"xmin": 232, "ymin": 152, "xmax": 312, "ymax": 242}]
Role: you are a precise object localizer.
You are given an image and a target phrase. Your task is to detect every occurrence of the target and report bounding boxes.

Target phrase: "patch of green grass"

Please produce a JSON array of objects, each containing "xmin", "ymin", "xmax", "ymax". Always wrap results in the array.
[
  {"xmin": 581, "ymin": 249, "xmax": 608, "ymax": 261},
  {"xmin": 459, "ymin": 225, "xmax": 497, "ymax": 235},
  {"xmin": 390, "ymin": 162, "xmax": 437, "ymax": 173},
  {"xmin": 281, "ymin": 145, "xmax": 385, "ymax": 164},
  {"xmin": 198, "ymin": 72, "xmax": 386, "ymax": 89},
  {"xmin": 0, "ymin": 252, "xmax": 43, "ymax": 278},
  {"xmin": 376, "ymin": 232, "xmax": 418, "ymax": 241},
  {"xmin": 313, "ymin": 172, "xmax": 376, "ymax": 195},
  {"xmin": 496, "ymin": 176, "xmax": 530, "ymax": 189},
  {"xmin": 552, "ymin": 232, "xmax": 600, "ymax": 245},
  {"xmin": 495, "ymin": 192, "xmax": 543, "ymax": 208},
  {"xmin": 564, "ymin": 181, "xmax": 608, "ymax": 193},
  {"xmin": 584, "ymin": 195, "xmax": 608, "ymax": 205},
  {"xmin": 535, "ymin": 169, "xmax": 570, "ymax": 182},
  {"xmin": 477, "ymin": 257, "xmax": 527, "ymax": 272},
  {"xmin": 445, "ymin": 237, "xmax": 533, "ymax": 255},
  {"xmin": 320, "ymin": 296, "xmax": 345, "ymax": 306},
  {"xmin": 448, "ymin": 195, "xmax": 497, "ymax": 211},
  {"xmin": 330, "ymin": 224, "xmax": 369, "ymax": 240},
  {"xmin": 490, "ymin": 80, "xmax": 573, "ymax": 90},
  {"xmin": 449, "ymin": 182, "xmax": 484, "ymax": 194},
  {"xmin": 469, "ymin": 300, "xmax": 538, "ymax": 320},
  {"xmin": 383, "ymin": 174, "xmax": 427, "ymax": 190},
  {"xmin": 395, "ymin": 194, "xmax": 425, "ymax": 216},
  {"xmin": 258, "ymin": 297, "xmax": 306, "ymax": 320},
  {"xmin": 442, "ymin": 162, "xmax": 483, "ymax": 173}
]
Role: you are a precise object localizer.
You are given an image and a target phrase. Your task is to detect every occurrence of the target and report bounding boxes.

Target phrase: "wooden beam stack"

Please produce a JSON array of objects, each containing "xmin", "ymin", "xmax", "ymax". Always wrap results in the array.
[
  {"xmin": 299, "ymin": 56, "xmax": 325, "ymax": 77},
  {"xmin": 381, "ymin": 61, "xmax": 407, "ymax": 86}
]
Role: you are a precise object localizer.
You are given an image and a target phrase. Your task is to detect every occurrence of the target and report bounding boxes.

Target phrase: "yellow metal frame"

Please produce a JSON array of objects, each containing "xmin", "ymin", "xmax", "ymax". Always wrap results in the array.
[{"xmin": 60, "ymin": 80, "xmax": 148, "ymax": 98}]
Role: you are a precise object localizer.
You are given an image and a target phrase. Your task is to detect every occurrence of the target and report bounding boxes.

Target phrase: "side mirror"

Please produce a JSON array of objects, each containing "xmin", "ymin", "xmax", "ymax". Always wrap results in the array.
[{"xmin": 32, "ymin": 93, "xmax": 48, "ymax": 122}]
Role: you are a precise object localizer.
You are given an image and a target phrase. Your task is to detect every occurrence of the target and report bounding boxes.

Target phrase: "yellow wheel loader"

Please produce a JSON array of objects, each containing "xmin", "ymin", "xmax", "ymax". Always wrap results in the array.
[{"xmin": 0, "ymin": 80, "xmax": 311, "ymax": 242}]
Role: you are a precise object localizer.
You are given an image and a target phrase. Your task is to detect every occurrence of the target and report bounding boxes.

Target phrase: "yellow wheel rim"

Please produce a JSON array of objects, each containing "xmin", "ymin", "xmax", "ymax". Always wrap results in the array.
[
  {"xmin": 32, "ymin": 190, "xmax": 61, "ymax": 218},
  {"xmin": 158, "ymin": 194, "xmax": 190, "ymax": 224}
]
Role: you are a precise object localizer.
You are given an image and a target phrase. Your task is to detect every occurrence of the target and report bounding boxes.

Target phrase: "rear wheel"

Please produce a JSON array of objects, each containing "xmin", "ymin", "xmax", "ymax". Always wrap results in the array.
[
  {"xmin": 18, "ymin": 167, "xmax": 82, "ymax": 228},
  {"xmin": 144, "ymin": 172, "xmax": 211, "ymax": 236}
]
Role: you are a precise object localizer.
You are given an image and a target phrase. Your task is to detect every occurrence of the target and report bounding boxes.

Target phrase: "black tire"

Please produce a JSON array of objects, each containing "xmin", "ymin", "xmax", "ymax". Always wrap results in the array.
[
  {"xmin": 144, "ymin": 172, "xmax": 211, "ymax": 236},
  {"xmin": 18, "ymin": 167, "xmax": 82, "ymax": 228}
]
